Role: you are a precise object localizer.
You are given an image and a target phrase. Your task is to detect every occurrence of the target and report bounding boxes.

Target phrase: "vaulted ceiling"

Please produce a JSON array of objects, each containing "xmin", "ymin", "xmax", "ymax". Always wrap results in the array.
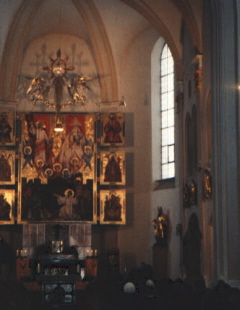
[{"xmin": 0, "ymin": 0, "xmax": 203, "ymax": 102}]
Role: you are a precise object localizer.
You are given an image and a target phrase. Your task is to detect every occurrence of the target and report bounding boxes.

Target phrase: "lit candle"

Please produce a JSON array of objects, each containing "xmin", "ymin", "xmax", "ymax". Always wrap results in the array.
[
  {"xmin": 81, "ymin": 268, "xmax": 85, "ymax": 280},
  {"xmin": 37, "ymin": 263, "xmax": 41, "ymax": 274}
]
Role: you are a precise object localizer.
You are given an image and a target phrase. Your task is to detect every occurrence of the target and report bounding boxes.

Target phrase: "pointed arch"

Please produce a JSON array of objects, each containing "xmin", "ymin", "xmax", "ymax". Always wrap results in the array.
[
  {"xmin": 121, "ymin": 0, "xmax": 183, "ymax": 80},
  {"xmin": 0, "ymin": 0, "xmax": 43, "ymax": 101},
  {"xmin": 0, "ymin": 0, "xmax": 118, "ymax": 103}
]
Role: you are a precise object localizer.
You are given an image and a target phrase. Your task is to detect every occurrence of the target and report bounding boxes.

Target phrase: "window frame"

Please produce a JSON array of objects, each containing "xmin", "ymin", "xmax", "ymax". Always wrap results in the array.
[
  {"xmin": 159, "ymin": 43, "xmax": 175, "ymax": 180},
  {"xmin": 151, "ymin": 39, "xmax": 175, "ymax": 186}
]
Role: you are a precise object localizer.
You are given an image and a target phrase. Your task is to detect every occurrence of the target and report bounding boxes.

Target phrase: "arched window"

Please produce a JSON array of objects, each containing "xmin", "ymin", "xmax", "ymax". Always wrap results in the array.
[
  {"xmin": 160, "ymin": 44, "xmax": 175, "ymax": 179},
  {"xmin": 152, "ymin": 40, "xmax": 175, "ymax": 181}
]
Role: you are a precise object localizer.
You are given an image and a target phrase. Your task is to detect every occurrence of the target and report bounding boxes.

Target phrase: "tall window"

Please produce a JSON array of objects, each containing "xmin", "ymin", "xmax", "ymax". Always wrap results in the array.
[{"xmin": 160, "ymin": 44, "xmax": 175, "ymax": 179}]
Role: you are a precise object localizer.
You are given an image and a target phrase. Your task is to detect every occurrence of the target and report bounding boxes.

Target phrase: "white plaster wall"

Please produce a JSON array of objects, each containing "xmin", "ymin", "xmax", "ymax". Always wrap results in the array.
[
  {"xmin": 0, "ymin": 0, "xmax": 21, "ymax": 62},
  {"xmin": 118, "ymin": 26, "xmax": 158, "ymax": 270},
  {"xmin": 118, "ymin": 25, "xmax": 181, "ymax": 280}
]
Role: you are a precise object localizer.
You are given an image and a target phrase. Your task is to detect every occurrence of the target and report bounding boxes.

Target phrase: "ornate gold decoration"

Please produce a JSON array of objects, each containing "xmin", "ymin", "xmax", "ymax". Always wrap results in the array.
[
  {"xmin": 26, "ymin": 49, "xmax": 97, "ymax": 113},
  {"xmin": 152, "ymin": 206, "xmax": 168, "ymax": 245}
]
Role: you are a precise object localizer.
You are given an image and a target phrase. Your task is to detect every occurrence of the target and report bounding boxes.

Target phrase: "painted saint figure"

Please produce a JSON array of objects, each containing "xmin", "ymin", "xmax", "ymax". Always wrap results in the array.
[
  {"xmin": 104, "ymin": 154, "xmax": 122, "ymax": 182},
  {"xmin": 29, "ymin": 120, "xmax": 49, "ymax": 165},
  {"xmin": 103, "ymin": 114, "xmax": 122, "ymax": 144},
  {"xmin": 0, "ymin": 114, "xmax": 12, "ymax": 143},
  {"xmin": 104, "ymin": 194, "xmax": 122, "ymax": 221},
  {"xmin": 83, "ymin": 146, "xmax": 93, "ymax": 171},
  {"xmin": 58, "ymin": 117, "xmax": 85, "ymax": 167},
  {"xmin": 0, "ymin": 153, "xmax": 11, "ymax": 182},
  {"xmin": 0, "ymin": 194, "xmax": 11, "ymax": 221},
  {"xmin": 54, "ymin": 189, "xmax": 76, "ymax": 220}
]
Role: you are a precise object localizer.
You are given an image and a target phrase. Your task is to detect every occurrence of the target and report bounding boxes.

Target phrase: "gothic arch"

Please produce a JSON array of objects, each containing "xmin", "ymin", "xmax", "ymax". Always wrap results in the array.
[
  {"xmin": 0, "ymin": 0, "xmax": 43, "ymax": 102},
  {"xmin": 121, "ymin": 0, "xmax": 183, "ymax": 80},
  {"xmin": 170, "ymin": 0, "xmax": 202, "ymax": 53},
  {"xmin": 0, "ymin": 0, "xmax": 118, "ymax": 102}
]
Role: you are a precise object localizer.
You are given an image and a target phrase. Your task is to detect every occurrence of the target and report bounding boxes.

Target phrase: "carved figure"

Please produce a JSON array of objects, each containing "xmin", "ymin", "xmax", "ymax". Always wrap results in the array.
[
  {"xmin": 152, "ymin": 206, "xmax": 168, "ymax": 244},
  {"xmin": 104, "ymin": 114, "xmax": 122, "ymax": 144}
]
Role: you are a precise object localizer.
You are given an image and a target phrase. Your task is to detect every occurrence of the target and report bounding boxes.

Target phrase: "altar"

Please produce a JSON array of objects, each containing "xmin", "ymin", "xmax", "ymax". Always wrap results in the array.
[{"xmin": 16, "ymin": 250, "xmax": 98, "ymax": 306}]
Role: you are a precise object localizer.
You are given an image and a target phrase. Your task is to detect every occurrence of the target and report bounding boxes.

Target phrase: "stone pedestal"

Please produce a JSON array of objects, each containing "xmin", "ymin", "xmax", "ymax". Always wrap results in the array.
[{"xmin": 152, "ymin": 243, "xmax": 168, "ymax": 279}]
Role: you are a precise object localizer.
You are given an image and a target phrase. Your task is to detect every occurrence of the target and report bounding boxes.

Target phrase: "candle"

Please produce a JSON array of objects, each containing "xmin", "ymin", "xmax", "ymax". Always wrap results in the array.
[
  {"xmin": 36, "ymin": 263, "xmax": 41, "ymax": 274},
  {"xmin": 81, "ymin": 268, "xmax": 85, "ymax": 280}
]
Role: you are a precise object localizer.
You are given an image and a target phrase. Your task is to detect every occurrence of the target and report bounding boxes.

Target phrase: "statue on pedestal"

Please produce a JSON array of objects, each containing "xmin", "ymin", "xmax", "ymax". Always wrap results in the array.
[
  {"xmin": 152, "ymin": 207, "xmax": 168, "ymax": 279},
  {"xmin": 152, "ymin": 206, "xmax": 168, "ymax": 245}
]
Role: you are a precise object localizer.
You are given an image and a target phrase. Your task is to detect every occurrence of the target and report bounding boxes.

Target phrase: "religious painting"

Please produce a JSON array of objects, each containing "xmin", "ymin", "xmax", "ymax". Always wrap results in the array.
[
  {"xmin": 0, "ymin": 111, "xmax": 15, "ymax": 146},
  {"xmin": 100, "ymin": 113, "xmax": 125, "ymax": 145},
  {"xmin": 0, "ymin": 189, "xmax": 15, "ymax": 224},
  {"xmin": 0, "ymin": 149, "xmax": 15, "ymax": 185},
  {"xmin": 18, "ymin": 113, "xmax": 97, "ymax": 223},
  {"xmin": 100, "ymin": 150, "xmax": 125, "ymax": 185},
  {"xmin": 100, "ymin": 190, "xmax": 126, "ymax": 224}
]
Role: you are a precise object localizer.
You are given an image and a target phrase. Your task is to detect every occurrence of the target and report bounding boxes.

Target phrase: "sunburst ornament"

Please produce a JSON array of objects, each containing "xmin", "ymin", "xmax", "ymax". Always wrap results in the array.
[{"xmin": 26, "ymin": 49, "xmax": 97, "ymax": 113}]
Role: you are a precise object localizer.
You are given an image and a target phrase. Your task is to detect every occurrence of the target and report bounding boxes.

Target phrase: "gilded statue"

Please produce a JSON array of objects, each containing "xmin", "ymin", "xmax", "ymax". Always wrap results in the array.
[{"xmin": 152, "ymin": 206, "xmax": 168, "ymax": 245}]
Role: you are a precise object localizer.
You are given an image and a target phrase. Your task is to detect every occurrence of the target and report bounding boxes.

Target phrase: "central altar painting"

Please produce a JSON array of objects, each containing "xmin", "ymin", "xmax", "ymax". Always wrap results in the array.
[{"xmin": 18, "ymin": 113, "xmax": 97, "ymax": 223}]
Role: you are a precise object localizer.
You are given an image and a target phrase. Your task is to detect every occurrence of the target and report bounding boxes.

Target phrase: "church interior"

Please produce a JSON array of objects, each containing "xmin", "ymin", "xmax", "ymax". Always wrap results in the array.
[{"xmin": 0, "ymin": 0, "xmax": 240, "ymax": 309}]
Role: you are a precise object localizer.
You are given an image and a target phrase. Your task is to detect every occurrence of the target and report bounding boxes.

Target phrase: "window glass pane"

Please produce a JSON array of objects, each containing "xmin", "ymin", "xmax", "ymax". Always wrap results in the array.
[
  {"xmin": 161, "ymin": 76, "xmax": 168, "ymax": 93},
  {"xmin": 161, "ymin": 59, "xmax": 168, "ymax": 75},
  {"xmin": 168, "ymin": 163, "xmax": 175, "ymax": 177},
  {"xmin": 161, "ymin": 128, "xmax": 168, "ymax": 145},
  {"xmin": 161, "ymin": 111, "xmax": 168, "ymax": 128},
  {"xmin": 162, "ymin": 163, "xmax": 175, "ymax": 179},
  {"xmin": 168, "ymin": 58, "xmax": 174, "ymax": 73},
  {"xmin": 168, "ymin": 145, "xmax": 174, "ymax": 162},
  {"xmin": 162, "ymin": 164, "xmax": 169, "ymax": 179},
  {"xmin": 168, "ymin": 109, "xmax": 174, "ymax": 127},
  {"xmin": 168, "ymin": 74, "xmax": 174, "ymax": 90},
  {"xmin": 161, "ymin": 94, "xmax": 168, "ymax": 111},
  {"xmin": 162, "ymin": 127, "xmax": 174, "ymax": 146},
  {"xmin": 167, "ymin": 92, "xmax": 174, "ymax": 109},
  {"xmin": 162, "ymin": 146, "xmax": 168, "ymax": 164},
  {"xmin": 160, "ymin": 43, "xmax": 175, "ymax": 179},
  {"xmin": 161, "ymin": 46, "xmax": 168, "ymax": 59},
  {"xmin": 167, "ymin": 127, "xmax": 174, "ymax": 144}
]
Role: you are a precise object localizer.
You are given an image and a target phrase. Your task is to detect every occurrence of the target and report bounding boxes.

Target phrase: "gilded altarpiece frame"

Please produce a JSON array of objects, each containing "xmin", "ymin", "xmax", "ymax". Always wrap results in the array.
[
  {"xmin": 18, "ymin": 113, "xmax": 97, "ymax": 223},
  {"xmin": 100, "ymin": 113, "xmax": 125, "ymax": 146},
  {"xmin": 0, "ymin": 149, "xmax": 16, "ymax": 185},
  {"xmin": 100, "ymin": 150, "xmax": 125, "ymax": 185},
  {"xmin": 0, "ymin": 110, "xmax": 15, "ymax": 146},
  {"xmin": 0, "ymin": 189, "xmax": 15, "ymax": 224},
  {"xmin": 100, "ymin": 189, "xmax": 126, "ymax": 224}
]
